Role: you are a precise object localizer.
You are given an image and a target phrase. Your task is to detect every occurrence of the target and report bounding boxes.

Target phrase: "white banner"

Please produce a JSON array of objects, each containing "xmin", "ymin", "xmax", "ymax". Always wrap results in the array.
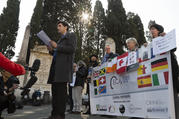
[{"xmin": 90, "ymin": 44, "xmax": 176, "ymax": 118}]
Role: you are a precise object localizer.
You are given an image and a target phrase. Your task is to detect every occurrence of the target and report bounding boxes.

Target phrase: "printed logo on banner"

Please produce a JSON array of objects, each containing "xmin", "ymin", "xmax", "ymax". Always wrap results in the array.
[
  {"xmin": 152, "ymin": 71, "xmax": 169, "ymax": 86},
  {"xmin": 110, "ymin": 76, "xmax": 122, "ymax": 89},
  {"xmin": 108, "ymin": 105, "xmax": 115, "ymax": 113},
  {"xmin": 96, "ymin": 104, "xmax": 107, "ymax": 111},
  {"xmin": 147, "ymin": 107, "xmax": 168, "ymax": 113},
  {"xmin": 119, "ymin": 105, "xmax": 125, "ymax": 114},
  {"xmin": 151, "ymin": 58, "xmax": 168, "ymax": 72},
  {"xmin": 128, "ymin": 104, "xmax": 142, "ymax": 113},
  {"xmin": 110, "ymin": 75, "xmax": 130, "ymax": 89},
  {"xmin": 137, "ymin": 75, "xmax": 152, "ymax": 88}
]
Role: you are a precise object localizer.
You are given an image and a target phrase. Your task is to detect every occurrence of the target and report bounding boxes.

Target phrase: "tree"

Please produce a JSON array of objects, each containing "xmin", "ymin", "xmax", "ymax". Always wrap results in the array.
[
  {"xmin": 69, "ymin": 0, "xmax": 93, "ymax": 62},
  {"xmin": 106, "ymin": 0, "xmax": 128, "ymax": 55},
  {"xmin": 127, "ymin": 12, "xmax": 146, "ymax": 47},
  {"xmin": 0, "ymin": 0, "xmax": 20, "ymax": 59},
  {"xmin": 40, "ymin": 0, "xmax": 93, "ymax": 62},
  {"xmin": 30, "ymin": 0, "xmax": 44, "ymax": 49},
  {"xmin": 92, "ymin": 0, "xmax": 106, "ymax": 58},
  {"xmin": 41, "ymin": 0, "xmax": 73, "ymax": 42}
]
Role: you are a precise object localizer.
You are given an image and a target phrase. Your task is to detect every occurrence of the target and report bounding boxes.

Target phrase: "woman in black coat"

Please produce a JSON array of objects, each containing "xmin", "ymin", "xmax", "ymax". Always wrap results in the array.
[{"xmin": 149, "ymin": 23, "xmax": 179, "ymax": 118}]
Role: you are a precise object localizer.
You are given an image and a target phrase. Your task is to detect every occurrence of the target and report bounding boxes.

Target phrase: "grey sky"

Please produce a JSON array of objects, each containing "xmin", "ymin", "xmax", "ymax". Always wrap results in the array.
[{"xmin": 0, "ymin": 0, "xmax": 178, "ymax": 60}]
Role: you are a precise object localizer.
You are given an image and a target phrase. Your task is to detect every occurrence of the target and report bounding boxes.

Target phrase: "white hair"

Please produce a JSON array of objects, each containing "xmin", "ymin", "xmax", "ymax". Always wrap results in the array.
[{"xmin": 126, "ymin": 37, "xmax": 138, "ymax": 47}]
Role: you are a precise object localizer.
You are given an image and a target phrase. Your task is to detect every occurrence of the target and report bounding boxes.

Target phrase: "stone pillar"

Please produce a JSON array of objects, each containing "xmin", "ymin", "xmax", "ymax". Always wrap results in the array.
[{"xmin": 18, "ymin": 25, "xmax": 30, "ymax": 65}]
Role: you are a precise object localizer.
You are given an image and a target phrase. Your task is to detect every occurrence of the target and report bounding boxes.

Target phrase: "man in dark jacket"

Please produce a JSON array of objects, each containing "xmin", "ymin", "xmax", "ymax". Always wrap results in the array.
[
  {"xmin": 101, "ymin": 45, "xmax": 118, "ymax": 64},
  {"xmin": 46, "ymin": 21, "xmax": 77, "ymax": 119}
]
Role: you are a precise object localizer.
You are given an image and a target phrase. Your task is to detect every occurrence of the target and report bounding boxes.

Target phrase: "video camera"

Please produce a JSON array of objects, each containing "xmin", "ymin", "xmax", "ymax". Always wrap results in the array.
[{"xmin": 20, "ymin": 59, "xmax": 41, "ymax": 97}]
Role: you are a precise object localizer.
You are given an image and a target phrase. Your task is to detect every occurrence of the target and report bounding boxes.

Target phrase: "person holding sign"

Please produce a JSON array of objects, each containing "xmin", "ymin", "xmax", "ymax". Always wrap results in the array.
[
  {"xmin": 126, "ymin": 38, "xmax": 144, "ymax": 119},
  {"xmin": 45, "ymin": 21, "xmax": 77, "ymax": 119},
  {"xmin": 126, "ymin": 38, "xmax": 140, "ymax": 72},
  {"xmin": 149, "ymin": 23, "xmax": 179, "ymax": 118}
]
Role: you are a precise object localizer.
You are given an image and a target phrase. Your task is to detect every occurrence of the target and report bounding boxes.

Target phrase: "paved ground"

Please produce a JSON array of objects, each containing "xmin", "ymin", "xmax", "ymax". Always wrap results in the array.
[{"xmin": 2, "ymin": 105, "xmax": 128, "ymax": 119}]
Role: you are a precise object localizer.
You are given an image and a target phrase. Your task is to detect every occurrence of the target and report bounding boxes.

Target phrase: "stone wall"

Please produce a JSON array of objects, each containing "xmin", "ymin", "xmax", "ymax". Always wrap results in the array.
[{"xmin": 27, "ymin": 45, "xmax": 52, "ymax": 93}]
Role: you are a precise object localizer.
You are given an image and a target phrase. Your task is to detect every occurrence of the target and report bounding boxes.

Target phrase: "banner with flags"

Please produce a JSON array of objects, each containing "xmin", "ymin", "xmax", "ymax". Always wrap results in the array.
[{"xmin": 90, "ymin": 45, "xmax": 175, "ymax": 119}]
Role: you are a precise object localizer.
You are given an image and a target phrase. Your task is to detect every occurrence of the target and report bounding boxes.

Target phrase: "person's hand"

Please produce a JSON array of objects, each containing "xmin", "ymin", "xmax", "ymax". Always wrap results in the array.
[
  {"xmin": 50, "ymin": 40, "xmax": 57, "ymax": 48},
  {"xmin": 159, "ymin": 32, "xmax": 166, "ymax": 37},
  {"xmin": 12, "ymin": 84, "xmax": 19, "ymax": 89},
  {"xmin": 47, "ymin": 46, "xmax": 53, "ymax": 52},
  {"xmin": 87, "ymin": 75, "xmax": 91, "ymax": 79}
]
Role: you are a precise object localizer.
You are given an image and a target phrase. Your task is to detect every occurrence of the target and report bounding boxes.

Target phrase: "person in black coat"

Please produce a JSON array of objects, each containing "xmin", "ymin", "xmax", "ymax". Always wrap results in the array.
[
  {"xmin": 83, "ymin": 55, "xmax": 99, "ymax": 114},
  {"xmin": 149, "ymin": 23, "xmax": 179, "ymax": 119},
  {"xmin": 72, "ymin": 61, "xmax": 87, "ymax": 113},
  {"xmin": 0, "ymin": 71, "xmax": 19, "ymax": 119},
  {"xmin": 46, "ymin": 21, "xmax": 77, "ymax": 119}
]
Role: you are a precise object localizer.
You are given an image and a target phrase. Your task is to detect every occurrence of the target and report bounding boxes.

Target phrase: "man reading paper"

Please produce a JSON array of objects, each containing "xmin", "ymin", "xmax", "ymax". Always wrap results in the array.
[{"xmin": 45, "ymin": 21, "xmax": 77, "ymax": 119}]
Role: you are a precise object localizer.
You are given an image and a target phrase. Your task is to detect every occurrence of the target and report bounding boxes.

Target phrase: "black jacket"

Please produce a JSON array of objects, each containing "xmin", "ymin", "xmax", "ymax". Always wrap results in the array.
[
  {"xmin": 74, "ymin": 66, "xmax": 88, "ymax": 87},
  {"xmin": 47, "ymin": 32, "xmax": 77, "ymax": 84}
]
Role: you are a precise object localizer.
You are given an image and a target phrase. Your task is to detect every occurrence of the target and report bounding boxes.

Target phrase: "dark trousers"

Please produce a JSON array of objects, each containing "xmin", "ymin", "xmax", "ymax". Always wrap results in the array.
[
  {"xmin": 68, "ymin": 85, "xmax": 73, "ymax": 111},
  {"xmin": 51, "ymin": 83, "xmax": 67, "ymax": 118},
  {"xmin": 86, "ymin": 83, "xmax": 91, "ymax": 112},
  {"xmin": 0, "ymin": 95, "xmax": 8, "ymax": 117}
]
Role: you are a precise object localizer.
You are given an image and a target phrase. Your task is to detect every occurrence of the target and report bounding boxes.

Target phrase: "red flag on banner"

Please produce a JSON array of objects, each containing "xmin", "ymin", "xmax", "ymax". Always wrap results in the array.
[{"xmin": 116, "ymin": 52, "xmax": 128, "ymax": 74}]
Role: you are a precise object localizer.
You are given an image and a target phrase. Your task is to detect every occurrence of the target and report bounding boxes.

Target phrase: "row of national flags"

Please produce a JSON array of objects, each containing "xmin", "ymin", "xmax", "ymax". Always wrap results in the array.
[
  {"xmin": 93, "ymin": 52, "xmax": 169, "ymax": 90},
  {"xmin": 93, "ymin": 76, "xmax": 107, "ymax": 95},
  {"xmin": 105, "ymin": 52, "xmax": 169, "ymax": 74},
  {"xmin": 137, "ymin": 71, "xmax": 169, "ymax": 88},
  {"xmin": 137, "ymin": 58, "xmax": 169, "ymax": 88}
]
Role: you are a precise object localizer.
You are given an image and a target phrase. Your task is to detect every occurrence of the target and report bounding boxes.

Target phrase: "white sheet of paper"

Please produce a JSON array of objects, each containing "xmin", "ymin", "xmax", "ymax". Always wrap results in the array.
[
  {"xmin": 152, "ymin": 29, "xmax": 176, "ymax": 55},
  {"xmin": 139, "ymin": 45, "xmax": 150, "ymax": 60},
  {"xmin": 37, "ymin": 30, "xmax": 51, "ymax": 46},
  {"xmin": 70, "ymin": 73, "xmax": 76, "ymax": 87},
  {"xmin": 127, "ymin": 51, "xmax": 137, "ymax": 66}
]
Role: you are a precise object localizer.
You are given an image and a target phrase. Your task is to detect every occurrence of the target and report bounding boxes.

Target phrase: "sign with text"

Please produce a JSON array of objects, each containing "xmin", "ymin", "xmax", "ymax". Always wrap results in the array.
[{"xmin": 152, "ymin": 29, "xmax": 176, "ymax": 55}]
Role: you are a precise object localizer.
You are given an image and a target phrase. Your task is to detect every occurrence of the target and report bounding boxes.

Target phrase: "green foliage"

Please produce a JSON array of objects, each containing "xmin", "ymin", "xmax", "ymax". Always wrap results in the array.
[
  {"xmin": 127, "ymin": 12, "xmax": 146, "ymax": 47},
  {"xmin": 30, "ymin": 0, "xmax": 44, "ymax": 49},
  {"xmin": 0, "ymin": 0, "xmax": 20, "ymax": 59},
  {"xmin": 91, "ymin": 0, "xmax": 106, "ymax": 59},
  {"xmin": 105, "ymin": 0, "xmax": 128, "ymax": 55}
]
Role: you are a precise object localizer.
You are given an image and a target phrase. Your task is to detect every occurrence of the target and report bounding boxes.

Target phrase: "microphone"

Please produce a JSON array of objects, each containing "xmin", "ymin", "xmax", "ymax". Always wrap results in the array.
[{"xmin": 31, "ymin": 59, "xmax": 41, "ymax": 72}]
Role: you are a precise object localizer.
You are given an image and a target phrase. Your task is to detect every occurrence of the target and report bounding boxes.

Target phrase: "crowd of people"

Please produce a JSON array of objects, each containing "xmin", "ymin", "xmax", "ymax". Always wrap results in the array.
[{"xmin": 0, "ymin": 20, "xmax": 178, "ymax": 119}]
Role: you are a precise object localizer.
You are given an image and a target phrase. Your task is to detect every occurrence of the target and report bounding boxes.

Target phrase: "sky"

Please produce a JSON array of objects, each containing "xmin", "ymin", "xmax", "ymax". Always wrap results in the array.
[{"xmin": 0, "ymin": 0, "xmax": 179, "ymax": 61}]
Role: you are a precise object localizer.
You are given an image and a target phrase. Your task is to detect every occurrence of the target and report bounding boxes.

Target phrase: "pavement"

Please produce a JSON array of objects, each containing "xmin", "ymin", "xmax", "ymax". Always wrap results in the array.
[{"xmin": 2, "ymin": 105, "xmax": 129, "ymax": 119}]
